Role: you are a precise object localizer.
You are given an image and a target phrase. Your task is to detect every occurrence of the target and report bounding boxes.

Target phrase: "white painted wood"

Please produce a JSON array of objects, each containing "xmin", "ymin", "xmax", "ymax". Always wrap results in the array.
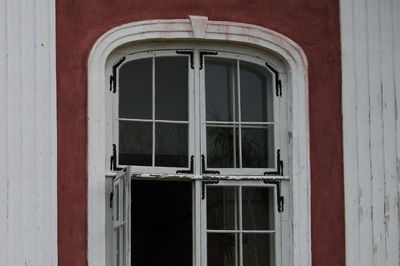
[
  {"xmin": 88, "ymin": 18, "xmax": 310, "ymax": 266},
  {"xmin": 0, "ymin": 0, "xmax": 57, "ymax": 265},
  {"xmin": 341, "ymin": 0, "xmax": 400, "ymax": 264}
]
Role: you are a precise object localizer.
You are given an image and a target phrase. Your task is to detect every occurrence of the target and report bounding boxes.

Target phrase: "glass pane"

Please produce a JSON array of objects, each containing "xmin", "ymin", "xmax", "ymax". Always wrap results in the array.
[
  {"xmin": 242, "ymin": 126, "xmax": 274, "ymax": 168},
  {"xmin": 122, "ymin": 178, "xmax": 126, "ymax": 220},
  {"xmin": 207, "ymin": 126, "xmax": 239, "ymax": 168},
  {"xmin": 208, "ymin": 233, "xmax": 239, "ymax": 266},
  {"xmin": 119, "ymin": 58, "xmax": 152, "ymax": 119},
  {"xmin": 116, "ymin": 228, "xmax": 120, "ymax": 266},
  {"xmin": 121, "ymin": 226, "xmax": 126, "ymax": 266},
  {"xmin": 119, "ymin": 121, "xmax": 152, "ymax": 166},
  {"xmin": 240, "ymin": 61, "xmax": 274, "ymax": 122},
  {"xmin": 115, "ymin": 184, "xmax": 120, "ymax": 222},
  {"xmin": 155, "ymin": 123, "xmax": 188, "ymax": 167},
  {"xmin": 242, "ymin": 187, "xmax": 274, "ymax": 230},
  {"xmin": 207, "ymin": 186, "xmax": 239, "ymax": 230},
  {"xmin": 243, "ymin": 234, "xmax": 275, "ymax": 266},
  {"xmin": 205, "ymin": 58, "xmax": 238, "ymax": 122},
  {"xmin": 155, "ymin": 56, "xmax": 189, "ymax": 121}
]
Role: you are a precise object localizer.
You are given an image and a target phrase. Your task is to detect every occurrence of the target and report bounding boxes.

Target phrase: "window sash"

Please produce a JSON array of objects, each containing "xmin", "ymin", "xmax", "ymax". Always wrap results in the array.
[{"xmin": 113, "ymin": 49, "xmax": 282, "ymax": 176}]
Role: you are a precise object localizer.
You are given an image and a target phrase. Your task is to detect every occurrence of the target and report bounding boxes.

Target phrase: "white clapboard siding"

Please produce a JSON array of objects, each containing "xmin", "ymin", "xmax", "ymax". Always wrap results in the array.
[
  {"xmin": 0, "ymin": 0, "xmax": 57, "ymax": 265},
  {"xmin": 341, "ymin": 0, "xmax": 400, "ymax": 265}
]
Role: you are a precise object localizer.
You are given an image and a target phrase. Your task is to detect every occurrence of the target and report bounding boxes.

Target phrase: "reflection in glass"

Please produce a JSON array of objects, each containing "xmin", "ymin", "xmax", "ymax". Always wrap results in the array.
[
  {"xmin": 155, "ymin": 123, "xmax": 188, "ymax": 167},
  {"xmin": 119, "ymin": 121, "xmax": 152, "ymax": 166},
  {"xmin": 206, "ymin": 126, "xmax": 239, "ymax": 168},
  {"xmin": 243, "ymin": 234, "xmax": 274, "ymax": 266},
  {"xmin": 242, "ymin": 126, "xmax": 274, "ymax": 168},
  {"xmin": 242, "ymin": 187, "xmax": 274, "ymax": 230},
  {"xmin": 155, "ymin": 57, "xmax": 189, "ymax": 121},
  {"xmin": 208, "ymin": 233, "xmax": 239, "ymax": 266},
  {"xmin": 119, "ymin": 58, "xmax": 152, "ymax": 119},
  {"xmin": 205, "ymin": 58, "xmax": 238, "ymax": 121},
  {"xmin": 207, "ymin": 186, "xmax": 239, "ymax": 230},
  {"xmin": 240, "ymin": 61, "xmax": 274, "ymax": 122}
]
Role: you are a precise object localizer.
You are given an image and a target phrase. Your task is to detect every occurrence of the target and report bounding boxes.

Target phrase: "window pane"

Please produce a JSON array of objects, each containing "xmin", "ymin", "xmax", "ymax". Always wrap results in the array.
[
  {"xmin": 208, "ymin": 233, "xmax": 239, "ymax": 266},
  {"xmin": 206, "ymin": 126, "xmax": 239, "ymax": 168},
  {"xmin": 155, "ymin": 123, "xmax": 188, "ymax": 167},
  {"xmin": 205, "ymin": 58, "xmax": 238, "ymax": 122},
  {"xmin": 242, "ymin": 187, "xmax": 274, "ymax": 230},
  {"xmin": 240, "ymin": 61, "xmax": 274, "ymax": 122},
  {"xmin": 119, "ymin": 121, "xmax": 152, "ymax": 166},
  {"xmin": 116, "ymin": 228, "xmax": 120, "ymax": 266},
  {"xmin": 119, "ymin": 58, "xmax": 152, "ymax": 119},
  {"xmin": 207, "ymin": 186, "xmax": 239, "ymax": 230},
  {"xmin": 243, "ymin": 234, "xmax": 275, "ymax": 266},
  {"xmin": 242, "ymin": 126, "xmax": 274, "ymax": 168},
  {"xmin": 155, "ymin": 56, "xmax": 189, "ymax": 121}
]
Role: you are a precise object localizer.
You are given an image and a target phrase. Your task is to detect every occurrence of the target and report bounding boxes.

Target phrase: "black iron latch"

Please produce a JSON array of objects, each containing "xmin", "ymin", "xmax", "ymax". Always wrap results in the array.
[
  {"xmin": 264, "ymin": 149, "xmax": 283, "ymax": 176},
  {"xmin": 263, "ymin": 180, "xmax": 284, "ymax": 212},
  {"xmin": 202, "ymin": 180, "xmax": 220, "ymax": 200},
  {"xmin": 265, "ymin": 63, "xmax": 282, "ymax": 97},
  {"xmin": 199, "ymin": 51, "xmax": 218, "ymax": 70},
  {"xmin": 110, "ymin": 144, "xmax": 124, "ymax": 171},
  {"xmin": 110, "ymin": 57, "xmax": 126, "ymax": 93},
  {"xmin": 176, "ymin": 155, "xmax": 194, "ymax": 174},
  {"xmin": 201, "ymin": 155, "xmax": 220, "ymax": 175},
  {"xmin": 176, "ymin": 50, "xmax": 194, "ymax": 69}
]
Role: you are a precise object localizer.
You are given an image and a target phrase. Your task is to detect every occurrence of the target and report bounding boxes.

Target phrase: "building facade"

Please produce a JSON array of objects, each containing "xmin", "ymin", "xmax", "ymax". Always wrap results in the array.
[{"xmin": 0, "ymin": 0, "xmax": 399, "ymax": 265}]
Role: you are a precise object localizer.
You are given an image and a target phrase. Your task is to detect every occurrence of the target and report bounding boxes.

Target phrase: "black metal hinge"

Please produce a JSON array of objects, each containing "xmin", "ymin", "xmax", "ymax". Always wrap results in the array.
[
  {"xmin": 265, "ymin": 63, "xmax": 282, "ymax": 97},
  {"xmin": 263, "ymin": 180, "xmax": 284, "ymax": 212},
  {"xmin": 202, "ymin": 180, "xmax": 220, "ymax": 200},
  {"xmin": 110, "ymin": 57, "xmax": 126, "ymax": 93},
  {"xmin": 201, "ymin": 155, "xmax": 220, "ymax": 175},
  {"xmin": 110, "ymin": 144, "xmax": 124, "ymax": 171},
  {"xmin": 199, "ymin": 51, "xmax": 218, "ymax": 70},
  {"xmin": 176, "ymin": 155, "xmax": 194, "ymax": 174},
  {"xmin": 264, "ymin": 149, "xmax": 284, "ymax": 176},
  {"xmin": 109, "ymin": 192, "xmax": 114, "ymax": 209},
  {"xmin": 176, "ymin": 50, "xmax": 194, "ymax": 69}
]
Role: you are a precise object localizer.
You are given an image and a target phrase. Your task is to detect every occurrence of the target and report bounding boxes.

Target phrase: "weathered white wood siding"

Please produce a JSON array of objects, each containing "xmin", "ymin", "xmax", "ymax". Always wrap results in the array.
[
  {"xmin": 341, "ymin": 0, "xmax": 400, "ymax": 265},
  {"xmin": 0, "ymin": 0, "xmax": 57, "ymax": 265}
]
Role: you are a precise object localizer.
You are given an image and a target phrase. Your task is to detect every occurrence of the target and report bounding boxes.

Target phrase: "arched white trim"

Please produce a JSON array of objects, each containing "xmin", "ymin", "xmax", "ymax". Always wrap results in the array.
[{"xmin": 88, "ymin": 17, "xmax": 310, "ymax": 266}]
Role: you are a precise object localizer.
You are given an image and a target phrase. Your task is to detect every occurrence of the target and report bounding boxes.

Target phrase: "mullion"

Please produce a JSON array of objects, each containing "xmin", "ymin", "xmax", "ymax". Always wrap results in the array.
[
  {"xmin": 237, "ymin": 60, "xmax": 243, "ymax": 169},
  {"xmin": 151, "ymin": 55, "xmax": 155, "ymax": 167},
  {"xmin": 239, "ymin": 185, "xmax": 243, "ymax": 266}
]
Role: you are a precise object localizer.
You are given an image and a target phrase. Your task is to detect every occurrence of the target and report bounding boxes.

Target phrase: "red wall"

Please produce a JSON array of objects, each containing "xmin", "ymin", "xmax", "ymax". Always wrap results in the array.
[{"xmin": 57, "ymin": 0, "xmax": 344, "ymax": 265}]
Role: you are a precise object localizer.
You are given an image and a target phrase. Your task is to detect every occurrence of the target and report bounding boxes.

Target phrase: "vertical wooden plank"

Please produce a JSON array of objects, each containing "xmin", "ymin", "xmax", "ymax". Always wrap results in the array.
[
  {"xmin": 366, "ymin": 0, "xmax": 387, "ymax": 264},
  {"xmin": 21, "ymin": 1, "xmax": 38, "ymax": 265},
  {"xmin": 340, "ymin": 0, "xmax": 361, "ymax": 264},
  {"xmin": 6, "ymin": 0, "xmax": 23, "ymax": 264},
  {"xmin": 380, "ymin": 0, "xmax": 400, "ymax": 264},
  {"xmin": 393, "ymin": 3, "xmax": 400, "ymax": 261},
  {"xmin": 354, "ymin": 1, "xmax": 374, "ymax": 265},
  {"xmin": 35, "ymin": 0, "xmax": 58, "ymax": 264},
  {"xmin": 0, "ymin": 0, "xmax": 9, "ymax": 265}
]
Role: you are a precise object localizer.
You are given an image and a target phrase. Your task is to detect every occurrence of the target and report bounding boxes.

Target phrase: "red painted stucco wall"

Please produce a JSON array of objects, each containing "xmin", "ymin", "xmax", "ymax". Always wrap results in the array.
[{"xmin": 57, "ymin": 0, "xmax": 344, "ymax": 265}]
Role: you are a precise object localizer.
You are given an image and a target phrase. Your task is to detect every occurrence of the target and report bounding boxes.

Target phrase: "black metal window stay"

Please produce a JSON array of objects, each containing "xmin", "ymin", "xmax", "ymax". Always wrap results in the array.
[
  {"xmin": 199, "ymin": 51, "xmax": 218, "ymax": 69},
  {"xmin": 110, "ymin": 57, "xmax": 126, "ymax": 93},
  {"xmin": 176, "ymin": 50, "xmax": 194, "ymax": 69},
  {"xmin": 264, "ymin": 149, "xmax": 284, "ymax": 176},
  {"xmin": 263, "ymin": 180, "xmax": 284, "ymax": 212},
  {"xmin": 265, "ymin": 62, "xmax": 282, "ymax": 97}
]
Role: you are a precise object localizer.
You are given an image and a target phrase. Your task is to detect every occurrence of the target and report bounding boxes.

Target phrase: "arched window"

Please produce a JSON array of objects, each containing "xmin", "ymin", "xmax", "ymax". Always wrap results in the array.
[
  {"xmin": 106, "ymin": 44, "xmax": 288, "ymax": 266},
  {"xmin": 88, "ymin": 18, "xmax": 310, "ymax": 266}
]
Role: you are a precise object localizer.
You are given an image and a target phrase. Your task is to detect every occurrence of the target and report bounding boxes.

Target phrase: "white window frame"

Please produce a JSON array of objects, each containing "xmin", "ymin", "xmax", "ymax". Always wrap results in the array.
[{"xmin": 88, "ymin": 16, "xmax": 310, "ymax": 266}]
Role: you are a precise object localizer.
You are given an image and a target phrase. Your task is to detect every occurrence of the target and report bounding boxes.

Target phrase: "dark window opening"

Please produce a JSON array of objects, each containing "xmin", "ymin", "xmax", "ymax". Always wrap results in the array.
[{"xmin": 131, "ymin": 180, "xmax": 193, "ymax": 266}]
